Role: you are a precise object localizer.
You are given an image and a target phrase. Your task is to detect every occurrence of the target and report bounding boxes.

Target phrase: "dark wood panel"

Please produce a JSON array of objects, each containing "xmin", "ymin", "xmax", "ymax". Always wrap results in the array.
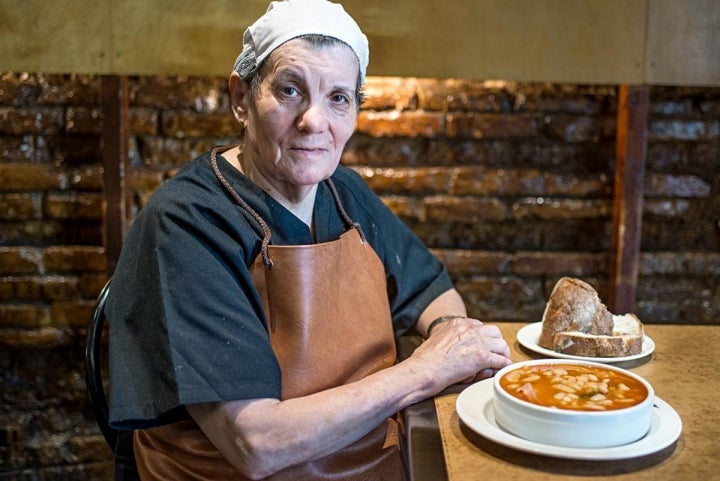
[
  {"xmin": 101, "ymin": 75, "xmax": 131, "ymax": 275},
  {"xmin": 609, "ymin": 85, "xmax": 649, "ymax": 313}
]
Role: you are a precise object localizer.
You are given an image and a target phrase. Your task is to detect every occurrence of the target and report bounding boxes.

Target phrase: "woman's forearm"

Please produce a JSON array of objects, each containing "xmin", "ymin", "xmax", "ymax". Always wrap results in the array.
[
  {"xmin": 188, "ymin": 355, "xmax": 436, "ymax": 478},
  {"xmin": 188, "ymin": 289, "xmax": 511, "ymax": 479}
]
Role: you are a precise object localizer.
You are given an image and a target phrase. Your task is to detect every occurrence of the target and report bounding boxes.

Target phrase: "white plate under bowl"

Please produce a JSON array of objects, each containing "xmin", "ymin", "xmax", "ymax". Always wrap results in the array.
[
  {"xmin": 516, "ymin": 322, "xmax": 655, "ymax": 363},
  {"xmin": 456, "ymin": 379, "xmax": 682, "ymax": 461}
]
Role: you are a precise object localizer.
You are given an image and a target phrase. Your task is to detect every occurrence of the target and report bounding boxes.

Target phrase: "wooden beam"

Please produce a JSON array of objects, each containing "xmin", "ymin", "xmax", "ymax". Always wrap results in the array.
[
  {"xmin": 609, "ymin": 85, "xmax": 650, "ymax": 313},
  {"xmin": 101, "ymin": 75, "xmax": 131, "ymax": 276}
]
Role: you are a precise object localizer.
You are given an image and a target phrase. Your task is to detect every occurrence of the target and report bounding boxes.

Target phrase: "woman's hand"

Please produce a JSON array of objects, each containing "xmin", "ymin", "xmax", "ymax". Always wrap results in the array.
[{"xmin": 410, "ymin": 316, "xmax": 512, "ymax": 388}]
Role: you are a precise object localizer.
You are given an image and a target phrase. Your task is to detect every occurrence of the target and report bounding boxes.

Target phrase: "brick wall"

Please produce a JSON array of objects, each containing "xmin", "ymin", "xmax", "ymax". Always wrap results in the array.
[{"xmin": 0, "ymin": 72, "xmax": 718, "ymax": 478}]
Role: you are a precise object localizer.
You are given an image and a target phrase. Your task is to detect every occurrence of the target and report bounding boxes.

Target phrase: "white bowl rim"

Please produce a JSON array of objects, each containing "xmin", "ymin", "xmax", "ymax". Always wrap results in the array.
[{"xmin": 493, "ymin": 358, "xmax": 655, "ymax": 416}]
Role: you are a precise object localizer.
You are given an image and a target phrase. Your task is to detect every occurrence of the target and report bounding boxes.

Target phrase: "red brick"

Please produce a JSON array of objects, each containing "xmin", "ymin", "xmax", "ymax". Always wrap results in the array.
[
  {"xmin": 362, "ymin": 77, "xmax": 417, "ymax": 111},
  {"xmin": 65, "ymin": 107, "xmax": 102, "ymax": 134},
  {"xmin": 68, "ymin": 435, "xmax": 114, "ymax": 463},
  {"xmin": 542, "ymin": 115, "xmax": 616, "ymax": 142},
  {"xmin": 0, "ymin": 304, "xmax": 50, "ymax": 328},
  {"xmin": 640, "ymin": 252, "xmax": 685, "ymax": 275},
  {"xmin": 0, "ymin": 73, "xmax": 25, "ymax": 105},
  {"xmin": 37, "ymin": 74, "xmax": 100, "ymax": 105},
  {"xmin": 683, "ymin": 253, "xmax": 720, "ymax": 276},
  {"xmin": 508, "ymin": 83, "xmax": 614, "ymax": 114},
  {"xmin": 641, "ymin": 252, "xmax": 720, "ymax": 277},
  {"xmin": 644, "ymin": 199, "xmax": 690, "ymax": 217},
  {"xmin": 636, "ymin": 277, "xmax": 718, "ymax": 323},
  {"xmin": 417, "ymin": 78, "xmax": 512, "ymax": 112},
  {"xmin": 649, "ymin": 119, "xmax": 720, "ymax": 141},
  {"xmin": 699, "ymin": 99, "xmax": 720, "ymax": 116},
  {"xmin": 0, "ymin": 277, "xmax": 44, "ymax": 301},
  {"xmin": 0, "ymin": 135, "xmax": 37, "ymax": 162},
  {"xmin": 432, "ymin": 249, "xmax": 512, "ymax": 275},
  {"xmin": 512, "ymin": 252, "xmax": 607, "ymax": 276},
  {"xmin": 446, "ymin": 113, "xmax": 536, "ymax": 139},
  {"xmin": 0, "ymin": 247, "xmax": 43, "ymax": 274},
  {"xmin": 130, "ymin": 168, "xmax": 165, "ymax": 191},
  {"xmin": 138, "ymin": 137, "xmax": 223, "ymax": 168},
  {"xmin": 0, "ymin": 327, "xmax": 73, "ymax": 348},
  {"xmin": 642, "ymin": 219, "xmax": 718, "ymax": 250},
  {"xmin": 78, "ymin": 274, "xmax": 110, "ymax": 299},
  {"xmin": 343, "ymin": 136, "xmax": 428, "ymax": 167},
  {"xmin": 645, "ymin": 173, "xmax": 711, "ymax": 198},
  {"xmin": 424, "ymin": 196, "xmax": 507, "ymax": 223},
  {"xmin": 69, "ymin": 165, "xmax": 104, "ymax": 191},
  {"xmin": 356, "ymin": 111, "xmax": 444, "ymax": 138},
  {"xmin": 650, "ymin": 100, "xmax": 692, "ymax": 116},
  {"xmin": 545, "ymin": 172, "xmax": 611, "ymax": 196},
  {"xmin": 44, "ymin": 193, "xmax": 104, "ymax": 220},
  {"xmin": 50, "ymin": 300, "xmax": 94, "ymax": 328},
  {"xmin": 511, "ymin": 198, "xmax": 611, "ymax": 220},
  {"xmin": 43, "ymin": 276, "xmax": 81, "ymax": 301},
  {"xmin": 43, "ymin": 246, "xmax": 106, "ymax": 273},
  {"xmin": 162, "ymin": 110, "xmax": 239, "ymax": 138},
  {"xmin": 378, "ymin": 195, "xmax": 421, "ymax": 221},
  {"xmin": 130, "ymin": 108, "xmax": 160, "ymax": 135},
  {"xmin": 0, "ymin": 193, "xmax": 42, "ymax": 219},
  {"xmin": 690, "ymin": 143, "xmax": 720, "ymax": 170},
  {"xmin": 0, "ymin": 73, "xmax": 40, "ymax": 108},
  {"xmin": 356, "ymin": 166, "xmax": 448, "ymax": 195},
  {"xmin": 454, "ymin": 276, "xmax": 545, "ymax": 322},
  {"xmin": 0, "ymin": 163, "xmax": 67, "ymax": 191},
  {"xmin": 52, "ymin": 134, "xmax": 102, "ymax": 164},
  {"xmin": 452, "ymin": 167, "xmax": 545, "ymax": 196},
  {"xmin": 0, "ymin": 107, "xmax": 64, "ymax": 135},
  {"xmin": 133, "ymin": 76, "xmax": 228, "ymax": 110}
]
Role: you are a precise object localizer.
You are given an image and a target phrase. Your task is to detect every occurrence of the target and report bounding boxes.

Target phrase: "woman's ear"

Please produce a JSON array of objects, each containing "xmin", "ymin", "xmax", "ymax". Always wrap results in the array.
[{"xmin": 229, "ymin": 72, "xmax": 249, "ymax": 125}]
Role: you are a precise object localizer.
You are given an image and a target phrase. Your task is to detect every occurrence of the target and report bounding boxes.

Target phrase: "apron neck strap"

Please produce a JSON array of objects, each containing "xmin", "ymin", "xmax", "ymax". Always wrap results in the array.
[
  {"xmin": 324, "ymin": 177, "xmax": 367, "ymax": 245},
  {"xmin": 210, "ymin": 146, "xmax": 274, "ymax": 268},
  {"xmin": 210, "ymin": 145, "xmax": 367, "ymax": 266}
]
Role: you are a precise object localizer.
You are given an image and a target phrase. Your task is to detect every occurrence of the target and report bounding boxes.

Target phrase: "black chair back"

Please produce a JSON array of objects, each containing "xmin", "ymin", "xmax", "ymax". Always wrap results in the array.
[
  {"xmin": 85, "ymin": 280, "xmax": 140, "ymax": 480},
  {"xmin": 85, "ymin": 279, "xmax": 117, "ymax": 448}
]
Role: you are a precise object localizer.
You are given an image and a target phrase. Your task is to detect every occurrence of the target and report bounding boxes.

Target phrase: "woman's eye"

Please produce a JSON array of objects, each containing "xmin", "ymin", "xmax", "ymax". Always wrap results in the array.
[
  {"xmin": 331, "ymin": 93, "xmax": 350, "ymax": 105},
  {"xmin": 282, "ymin": 86, "xmax": 299, "ymax": 97}
]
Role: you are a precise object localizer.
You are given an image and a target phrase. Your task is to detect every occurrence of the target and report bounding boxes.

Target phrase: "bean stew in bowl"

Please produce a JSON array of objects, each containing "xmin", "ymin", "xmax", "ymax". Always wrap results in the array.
[{"xmin": 493, "ymin": 359, "xmax": 654, "ymax": 448}]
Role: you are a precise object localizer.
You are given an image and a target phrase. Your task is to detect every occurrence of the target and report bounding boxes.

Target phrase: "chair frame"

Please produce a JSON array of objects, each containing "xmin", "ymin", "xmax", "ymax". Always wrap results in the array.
[{"xmin": 85, "ymin": 279, "xmax": 118, "ymax": 449}]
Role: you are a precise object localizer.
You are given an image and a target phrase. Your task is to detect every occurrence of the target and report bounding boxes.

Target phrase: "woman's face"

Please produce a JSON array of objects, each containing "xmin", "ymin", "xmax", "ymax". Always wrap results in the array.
[{"xmin": 237, "ymin": 39, "xmax": 360, "ymax": 193}]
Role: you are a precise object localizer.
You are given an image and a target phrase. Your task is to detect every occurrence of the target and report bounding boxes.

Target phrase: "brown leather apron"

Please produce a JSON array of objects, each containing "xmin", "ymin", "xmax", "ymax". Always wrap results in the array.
[{"xmin": 133, "ymin": 147, "xmax": 403, "ymax": 480}]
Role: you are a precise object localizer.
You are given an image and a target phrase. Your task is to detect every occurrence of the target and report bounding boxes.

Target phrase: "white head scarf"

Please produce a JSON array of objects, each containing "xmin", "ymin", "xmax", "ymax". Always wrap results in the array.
[{"xmin": 233, "ymin": 0, "xmax": 369, "ymax": 84}]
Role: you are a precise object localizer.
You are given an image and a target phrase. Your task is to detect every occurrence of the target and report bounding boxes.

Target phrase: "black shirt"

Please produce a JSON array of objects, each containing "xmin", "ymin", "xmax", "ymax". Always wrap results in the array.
[{"xmin": 107, "ymin": 151, "xmax": 453, "ymax": 429}]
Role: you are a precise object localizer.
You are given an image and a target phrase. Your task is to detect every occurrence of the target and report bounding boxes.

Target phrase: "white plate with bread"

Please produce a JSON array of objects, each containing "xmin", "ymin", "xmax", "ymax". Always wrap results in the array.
[
  {"xmin": 518, "ymin": 277, "xmax": 655, "ymax": 363},
  {"xmin": 517, "ymin": 322, "xmax": 655, "ymax": 363}
]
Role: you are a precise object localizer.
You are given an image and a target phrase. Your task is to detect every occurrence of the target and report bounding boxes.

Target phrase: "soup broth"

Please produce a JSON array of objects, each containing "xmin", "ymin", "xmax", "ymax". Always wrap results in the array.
[{"xmin": 499, "ymin": 364, "xmax": 648, "ymax": 411}]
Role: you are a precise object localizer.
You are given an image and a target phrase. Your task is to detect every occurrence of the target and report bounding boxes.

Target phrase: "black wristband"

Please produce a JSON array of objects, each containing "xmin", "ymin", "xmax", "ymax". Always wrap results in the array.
[{"xmin": 426, "ymin": 315, "xmax": 463, "ymax": 337}]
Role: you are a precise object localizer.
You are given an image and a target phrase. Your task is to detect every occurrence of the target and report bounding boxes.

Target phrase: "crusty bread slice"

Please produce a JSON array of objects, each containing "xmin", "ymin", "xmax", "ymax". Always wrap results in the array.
[
  {"xmin": 538, "ymin": 277, "xmax": 613, "ymax": 349},
  {"xmin": 552, "ymin": 314, "xmax": 644, "ymax": 357},
  {"xmin": 538, "ymin": 277, "xmax": 645, "ymax": 357}
]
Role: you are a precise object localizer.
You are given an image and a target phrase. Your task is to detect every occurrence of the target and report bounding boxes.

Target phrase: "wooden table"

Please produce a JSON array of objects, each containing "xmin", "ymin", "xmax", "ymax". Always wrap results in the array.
[{"xmin": 401, "ymin": 323, "xmax": 720, "ymax": 481}]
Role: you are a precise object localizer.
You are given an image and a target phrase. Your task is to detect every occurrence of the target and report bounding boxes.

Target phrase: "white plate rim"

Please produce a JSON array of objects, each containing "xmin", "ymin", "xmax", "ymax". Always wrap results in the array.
[
  {"xmin": 455, "ymin": 379, "xmax": 682, "ymax": 461},
  {"xmin": 516, "ymin": 322, "xmax": 655, "ymax": 363}
]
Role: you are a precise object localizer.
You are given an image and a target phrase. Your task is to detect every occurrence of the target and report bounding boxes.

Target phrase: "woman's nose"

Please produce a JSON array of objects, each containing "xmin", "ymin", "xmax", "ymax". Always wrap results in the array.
[{"xmin": 297, "ymin": 102, "xmax": 328, "ymax": 133}]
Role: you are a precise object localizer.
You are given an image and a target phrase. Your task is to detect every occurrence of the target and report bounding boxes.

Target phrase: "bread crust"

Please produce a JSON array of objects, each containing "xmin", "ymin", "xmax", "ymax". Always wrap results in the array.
[
  {"xmin": 553, "ymin": 330, "xmax": 643, "ymax": 357},
  {"xmin": 538, "ymin": 278, "xmax": 643, "ymax": 357}
]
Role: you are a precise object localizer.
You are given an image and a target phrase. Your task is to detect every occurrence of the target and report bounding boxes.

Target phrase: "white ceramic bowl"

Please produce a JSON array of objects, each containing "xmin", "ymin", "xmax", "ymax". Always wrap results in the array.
[{"xmin": 493, "ymin": 359, "xmax": 654, "ymax": 448}]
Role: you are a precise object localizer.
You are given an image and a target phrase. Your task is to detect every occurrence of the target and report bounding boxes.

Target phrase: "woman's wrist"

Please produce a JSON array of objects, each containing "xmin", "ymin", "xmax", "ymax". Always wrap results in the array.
[{"xmin": 426, "ymin": 315, "xmax": 464, "ymax": 337}]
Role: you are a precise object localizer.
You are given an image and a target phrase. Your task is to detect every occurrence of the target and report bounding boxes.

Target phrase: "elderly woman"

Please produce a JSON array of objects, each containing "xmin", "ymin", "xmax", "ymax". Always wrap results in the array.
[{"xmin": 106, "ymin": 0, "xmax": 512, "ymax": 480}]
